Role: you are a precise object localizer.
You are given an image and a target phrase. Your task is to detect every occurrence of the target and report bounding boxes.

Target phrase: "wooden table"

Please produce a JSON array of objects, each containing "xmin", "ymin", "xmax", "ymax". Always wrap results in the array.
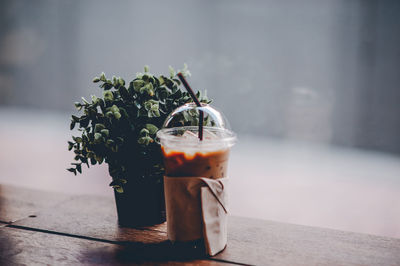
[{"xmin": 0, "ymin": 184, "xmax": 399, "ymax": 265}]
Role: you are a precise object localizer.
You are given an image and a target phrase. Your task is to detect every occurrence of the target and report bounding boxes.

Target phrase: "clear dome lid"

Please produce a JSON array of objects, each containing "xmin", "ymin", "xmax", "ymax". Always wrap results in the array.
[{"xmin": 157, "ymin": 103, "xmax": 236, "ymax": 151}]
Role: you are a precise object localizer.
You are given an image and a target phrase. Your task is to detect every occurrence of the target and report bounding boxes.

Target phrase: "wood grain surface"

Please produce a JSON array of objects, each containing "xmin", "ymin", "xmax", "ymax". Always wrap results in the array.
[
  {"xmin": 0, "ymin": 227, "xmax": 227, "ymax": 265},
  {"xmin": 0, "ymin": 185, "xmax": 400, "ymax": 265},
  {"xmin": 218, "ymin": 216, "xmax": 400, "ymax": 265},
  {"xmin": 12, "ymin": 195, "xmax": 168, "ymax": 243},
  {"xmin": 10, "ymin": 188, "xmax": 400, "ymax": 265},
  {"xmin": 0, "ymin": 184, "xmax": 72, "ymax": 223}
]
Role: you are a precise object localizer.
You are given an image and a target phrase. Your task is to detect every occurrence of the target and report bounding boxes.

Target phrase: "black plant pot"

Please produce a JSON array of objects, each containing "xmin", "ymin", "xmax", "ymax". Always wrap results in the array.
[{"xmin": 114, "ymin": 178, "xmax": 166, "ymax": 227}]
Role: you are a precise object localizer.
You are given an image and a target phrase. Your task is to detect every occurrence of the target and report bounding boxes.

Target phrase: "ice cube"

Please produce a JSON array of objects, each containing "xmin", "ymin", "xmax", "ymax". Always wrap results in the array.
[
  {"xmin": 181, "ymin": 130, "xmax": 199, "ymax": 140},
  {"xmin": 181, "ymin": 129, "xmax": 220, "ymax": 143},
  {"xmin": 203, "ymin": 129, "xmax": 218, "ymax": 140}
]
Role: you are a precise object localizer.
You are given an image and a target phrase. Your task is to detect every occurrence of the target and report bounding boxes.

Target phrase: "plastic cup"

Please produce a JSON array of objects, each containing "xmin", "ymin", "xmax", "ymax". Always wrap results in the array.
[{"xmin": 157, "ymin": 103, "xmax": 236, "ymax": 253}]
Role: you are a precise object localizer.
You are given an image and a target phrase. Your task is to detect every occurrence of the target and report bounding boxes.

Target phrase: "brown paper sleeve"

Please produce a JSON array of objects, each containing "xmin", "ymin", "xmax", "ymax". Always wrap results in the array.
[{"xmin": 164, "ymin": 176, "xmax": 228, "ymax": 256}]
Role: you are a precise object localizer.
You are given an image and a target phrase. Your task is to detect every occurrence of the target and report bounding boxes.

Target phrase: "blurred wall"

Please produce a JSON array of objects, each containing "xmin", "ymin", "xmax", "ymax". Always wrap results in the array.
[{"xmin": 1, "ymin": 0, "xmax": 399, "ymax": 153}]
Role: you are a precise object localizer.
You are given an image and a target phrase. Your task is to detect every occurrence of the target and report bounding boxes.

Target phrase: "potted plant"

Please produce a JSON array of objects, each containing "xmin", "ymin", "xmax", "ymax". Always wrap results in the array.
[{"xmin": 67, "ymin": 65, "xmax": 209, "ymax": 226}]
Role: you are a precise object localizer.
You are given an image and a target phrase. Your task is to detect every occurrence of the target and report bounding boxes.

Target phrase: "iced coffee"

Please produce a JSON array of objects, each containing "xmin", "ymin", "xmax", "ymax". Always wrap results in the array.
[
  {"xmin": 161, "ymin": 130, "xmax": 231, "ymax": 179},
  {"xmin": 156, "ymin": 103, "xmax": 236, "ymax": 255}
]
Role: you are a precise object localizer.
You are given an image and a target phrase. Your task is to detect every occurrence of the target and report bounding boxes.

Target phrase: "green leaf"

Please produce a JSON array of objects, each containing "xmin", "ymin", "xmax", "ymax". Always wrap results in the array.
[
  {"xmin": 128, "ymin": 81, "xmax": 134, "ymax": 92},
  {"xmin": 106, "ymin": 111, "xmax": 113, "ymax": 118},
  {"xmin": 119, "ymin": 107, "xmax": 129, "ymax": 118},
  {"xmin": 103, "ymin": 91, "xmax": 113, "ymax": 101},
  {"xmin": 145, "ymin": 83, "xmax": 154, "ymax": 95},
  {"xmin": 168, "ymin": 65, "xmax": 175, "ymax": 78},
  {"xmin": 133, "ymin": 80, "xmax": 145, "ymax": 92},
  {"xmin": 98, "ymin": 98, "xmax": 105, "ymax": 108},
  {"xmin": 109, "ymin": 178, "xmax": 127, "ymax": 187},
  {"xmin": 100, "ymin": 72, "xmax": 106, "ymax": 81},
  {"xmin": 114, "ymin": 112, "xmax": 121, "ymax": 120},
  {"xmin": 144, "ymin": 99, "xmax": 158, "ymax": 111},
  {"xmin": 136, "ymin": 72, "xmax": 143, "ymax": 79},
  {"xmin": 111, "ymin": 146, "xmax": 119, "ymax": 153},
  {"xmin": 179, "ymin": 63, "xmax": 191, "ymax": 77},
  {"xmin": 100, "ymin": 129, "xmax": 109, "ymax": 137},
  {"xmin": 139, "ymin": 86, "xmax": 146, "ymax": 94},
  {"xmin": 138, "ymin": 136, "xmax": 153, "ymax": 145},
  {"xmin": 79, "ymin": 117, "xmax": 89, "ymax": 128},
  {"xmin": 145, "ymin": 124, "xmax": 158, "ymax": 135},
  {"xmin": 67, "ymin": 168, "xmax": 77, "ymax": 175},
  {"xmin": 74, "ymin": 102, "xmax": 82, "ymax": 110},
  {"xmin": 118, "ymin": 77, "xmax": 125, "ymax": 86},
  {"xmin": 94, "ymin": 154, "xmax": 104, "ymax": 164},
  {"xmin": 119, "ymin": 86, "xmax": 130, "ymax": 100},
  {"xmin": 81, "ymin": 97, "xmax": 89, "ymax": 104},
  {"xmin": 204, "ymin": 114, "xmax": 212, "ymax": 126},
  {"xmin": 110, "ymin": 105, "xmax": 119, "ymax": 113},
  {"xmin": 115, "ymin": 186, "xmax": 123, "ymax": 193},
  {"xmin": 70, "ymin": 121, "xmax": 76, "ymax": 130},
  {"xmin": 71, "ymin": 115, "xmax": 79, "ymax": 122},
  {"xmin": 172, "ymin": 78, "xmax": 181, "ymax": 85},
  {"xmin": 102, "ymin": 83, "xmax": 113, "ymax": 90},
  {"xmin": 94, "ymin": 133, "xmax": 102, "ymax": 140},
  {"xmin": 140, "ymin": 128, "xmax": 150, "ymax": 136},
  {"xmin": 92, "ymin": 77, "xmax": 100, "ymax": 83},
  {"xmin": 133, "ymin": 100, "xmax": 141, "ymax": 109},
  {"xmin": 91, "ymin": 94, "xmax": 98, "ymax": 104},
  {"xmin": 76, "ymin": 164, "xmax": 82, "ymax": 173},
  {"xmin": 94, "ymin": 124, "xmax": 105, "ymax": 132},
  {"xmin": 68, "ymin": 141, "xmax": 74, "ymax": 151},
  {"xmin": 156, "ymin": 86, "xmax": 171, "ymax": 101},
  {"xmin": 150, "ymin": 104, "xmax": 158, "ymax": 111},
  {"xmin": 138, "ymin": 108, "xmax": 147, "ymax": 117},
  {"xmin": 158, "ymin": 76, "xmax": 165, "ymax": 85},
  {"xmin": 148, "ymin": 109, "xmax": 160, "ymax": 117},
  {"xmin": 142, "ymin": 74, "xmax": 149, "ymax": 82},
  {"xmin": 144, "ymin": 102, "xmax": 151, "ymax": 111},
  {"xmin": 116, "ymin": 137, "xmax": 124, "ymax": 144},
  {"xmin": 172, "ymin": 89, "xmax": 182, "ymax": 99}
]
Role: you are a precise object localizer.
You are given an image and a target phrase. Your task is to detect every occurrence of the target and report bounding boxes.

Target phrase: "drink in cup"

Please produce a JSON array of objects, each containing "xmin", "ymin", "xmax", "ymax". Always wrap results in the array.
[{"xmin": 158, "ymin": 126, "xmax": 235, "ymax": 179}]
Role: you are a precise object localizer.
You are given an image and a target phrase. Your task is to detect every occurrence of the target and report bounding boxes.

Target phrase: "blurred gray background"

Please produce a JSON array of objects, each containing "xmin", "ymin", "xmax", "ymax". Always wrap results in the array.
[
  {"xmin": 1, "ymin": 0, "xmax": 400, "ymax": 238},
  {"xmin": 1, "ymin": 0, "xmax": 399, "ymax": 153}
]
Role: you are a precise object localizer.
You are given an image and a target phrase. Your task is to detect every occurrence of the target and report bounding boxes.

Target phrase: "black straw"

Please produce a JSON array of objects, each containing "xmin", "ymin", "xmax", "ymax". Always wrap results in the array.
[{"xmin": 177, "ymin": 73, "xmax": 203, "ymax": 141}]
